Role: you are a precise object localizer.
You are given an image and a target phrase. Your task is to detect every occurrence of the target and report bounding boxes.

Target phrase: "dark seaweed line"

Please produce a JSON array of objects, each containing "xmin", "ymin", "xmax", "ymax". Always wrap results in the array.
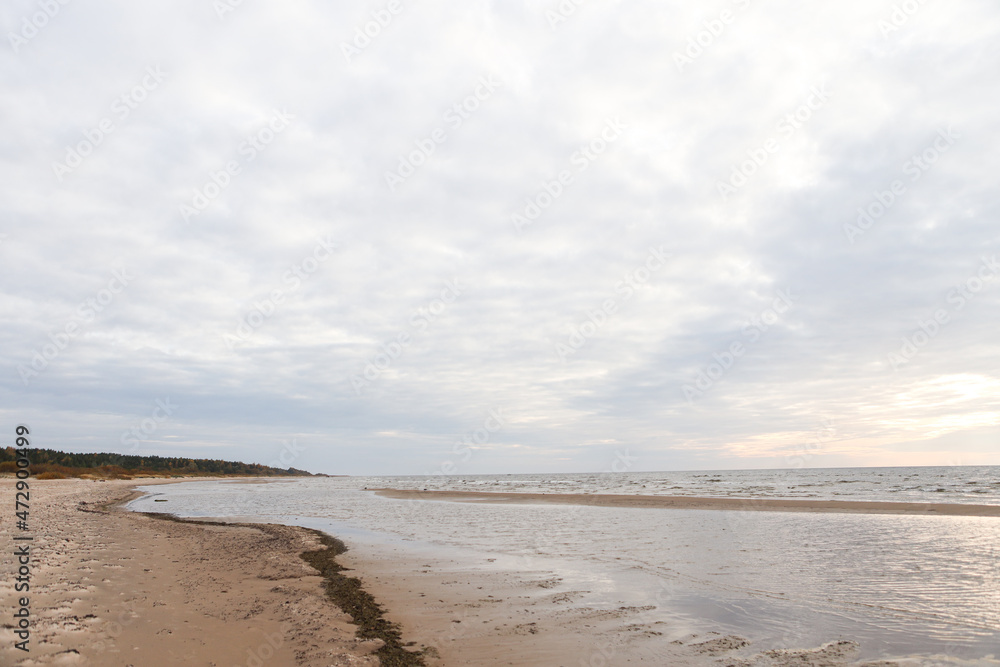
[
  {"xmin": 299, "ymin": 528, "xmax": 427, "ymax": 667},
  {"xmin": 114, "ymin": 502, "xmax": 426, "ymax": 666}
]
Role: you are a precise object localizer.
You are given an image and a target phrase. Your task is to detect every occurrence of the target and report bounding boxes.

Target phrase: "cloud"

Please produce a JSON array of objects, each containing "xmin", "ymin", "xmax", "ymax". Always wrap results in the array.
[{"xmin": 2, "ymin": 0, "xmax": 999, "ymax": 474}]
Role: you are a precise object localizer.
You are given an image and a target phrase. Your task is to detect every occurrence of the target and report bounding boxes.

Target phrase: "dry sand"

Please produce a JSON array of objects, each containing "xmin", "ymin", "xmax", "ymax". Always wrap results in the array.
[
  {"xmin": 372, "ymin": 488, "xmax": 1000, "ymax": 517},
  {"xmin": 0, "ymin": 478, "xmax": 956, "ymax": 666}
]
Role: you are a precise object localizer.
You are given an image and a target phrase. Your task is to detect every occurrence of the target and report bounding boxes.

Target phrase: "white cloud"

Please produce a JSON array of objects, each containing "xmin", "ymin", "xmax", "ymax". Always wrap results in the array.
[{"xmin": 2, "ymin": 0, "xmax": 999, "ymax": 474}]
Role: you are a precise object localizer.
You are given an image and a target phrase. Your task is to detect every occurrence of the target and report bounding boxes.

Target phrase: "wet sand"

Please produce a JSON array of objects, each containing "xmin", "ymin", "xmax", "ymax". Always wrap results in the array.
[
  {"xmin": 338, "ymin": 536, "xmax": 749, "ymax": 666},
  {"xmin": 338, "ymin": 525, "xmax": 917, "ymax": 667},
  {"xmin": 373, "ymin": 488, "xmax": 1000, "ymax": 516}
]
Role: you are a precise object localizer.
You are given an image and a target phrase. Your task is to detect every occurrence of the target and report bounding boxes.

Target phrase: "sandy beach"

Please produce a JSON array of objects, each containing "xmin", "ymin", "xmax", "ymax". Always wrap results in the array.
[
  {"xmin": 0, "ymin": 478, "xmax": 384, "ymax": 666},
  {"xmin": 1, "ymin": 478, "xmax": 971, "ymax": 666}
]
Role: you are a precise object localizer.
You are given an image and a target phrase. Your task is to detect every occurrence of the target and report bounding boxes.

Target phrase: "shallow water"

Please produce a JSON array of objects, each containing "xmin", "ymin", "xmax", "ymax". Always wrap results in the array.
[{"xmin": 129, "ymin": 470, "xmax": 1000, "ymax": 662}]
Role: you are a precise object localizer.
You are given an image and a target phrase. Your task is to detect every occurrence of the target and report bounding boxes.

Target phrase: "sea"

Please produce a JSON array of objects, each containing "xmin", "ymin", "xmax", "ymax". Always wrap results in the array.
[{"xmin": 128, "ymin": 466, "xmax": 1000, "ymax": 663}]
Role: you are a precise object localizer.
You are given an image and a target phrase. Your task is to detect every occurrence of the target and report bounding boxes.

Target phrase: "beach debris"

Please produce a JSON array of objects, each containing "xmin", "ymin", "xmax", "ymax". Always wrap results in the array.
[
  {"xmin": 721, "ymin": 639, "xmax": 885, "ymax": 667},
  {"xmin": 512, "ymin": 622, "xmax": 539, "ymax": 635},
  {"xmin": 672, "ymin": 631, "xmax": 750, "ymax": 656}
]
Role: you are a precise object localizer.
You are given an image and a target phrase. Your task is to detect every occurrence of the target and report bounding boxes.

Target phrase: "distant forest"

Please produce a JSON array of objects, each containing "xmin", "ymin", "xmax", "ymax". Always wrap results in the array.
[{"xmin": 0, "ymin": 447, "xmax": 317, "ymax": 479}]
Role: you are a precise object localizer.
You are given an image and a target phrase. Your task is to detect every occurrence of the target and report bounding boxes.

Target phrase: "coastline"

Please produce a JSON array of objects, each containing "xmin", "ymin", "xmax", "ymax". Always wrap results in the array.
[
  {"xmin": 372, "ymin": 488, "xmax": 1000, "ymax": 516},
  {"xmin": 3, "ymin": 478, "xmax": 981, "ymax": 666},
  {"xmin": 0, "ymin": 478, "xmax": 411, "ymax": 666}
]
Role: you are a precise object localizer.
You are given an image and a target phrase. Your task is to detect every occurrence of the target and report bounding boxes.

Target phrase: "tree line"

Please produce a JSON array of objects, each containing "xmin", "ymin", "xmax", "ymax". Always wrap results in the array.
[{"xmin": 0, "ymin": 447, "xmax": 316, "ymax": 478}]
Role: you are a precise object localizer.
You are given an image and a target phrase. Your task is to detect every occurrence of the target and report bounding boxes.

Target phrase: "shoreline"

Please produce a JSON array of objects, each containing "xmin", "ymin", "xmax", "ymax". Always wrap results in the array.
[
  {"xmin": 0, "ymin": 478, "xmax": 416, "ymax": 666},
  {"xmin": 5, "ymin": 478, "xmax": 980, "ymax": 666},
  {"xmin": 134, "ymin": 509, "xmax": 426, "ymax": 666},
  {"xmin": 372, "ymin": 488, "xmax": 1000, "ymax": 516}
]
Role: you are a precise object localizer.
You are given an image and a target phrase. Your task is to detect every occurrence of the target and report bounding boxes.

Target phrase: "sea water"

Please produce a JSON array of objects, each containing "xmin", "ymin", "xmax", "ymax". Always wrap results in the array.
[
  {"xmin": 367, "ymin": 465, "xmax": 1000, "ymax": 505},
  {"xmin": 128, "ymin": 467, "xmax": 1000, "ymax": 662}
]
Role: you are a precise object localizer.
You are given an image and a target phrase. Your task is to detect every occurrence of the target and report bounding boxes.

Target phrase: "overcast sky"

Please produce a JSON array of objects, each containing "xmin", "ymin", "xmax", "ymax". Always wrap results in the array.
[{"xmin": 2, "ymin": 0, "xmax": 999, "ymax": 475}]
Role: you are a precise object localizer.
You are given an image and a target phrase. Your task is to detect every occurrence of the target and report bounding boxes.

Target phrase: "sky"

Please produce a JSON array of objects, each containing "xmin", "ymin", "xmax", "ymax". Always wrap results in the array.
[{"xmin": 2, "ymin": 0, "xmax": 999, "ymax": 476}]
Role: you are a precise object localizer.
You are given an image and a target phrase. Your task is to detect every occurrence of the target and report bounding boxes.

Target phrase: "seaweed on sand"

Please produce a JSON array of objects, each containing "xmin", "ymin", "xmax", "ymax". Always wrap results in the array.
[{"xmin": 299, "ymin": 528, "xmax": 427, "ymax": 667}]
